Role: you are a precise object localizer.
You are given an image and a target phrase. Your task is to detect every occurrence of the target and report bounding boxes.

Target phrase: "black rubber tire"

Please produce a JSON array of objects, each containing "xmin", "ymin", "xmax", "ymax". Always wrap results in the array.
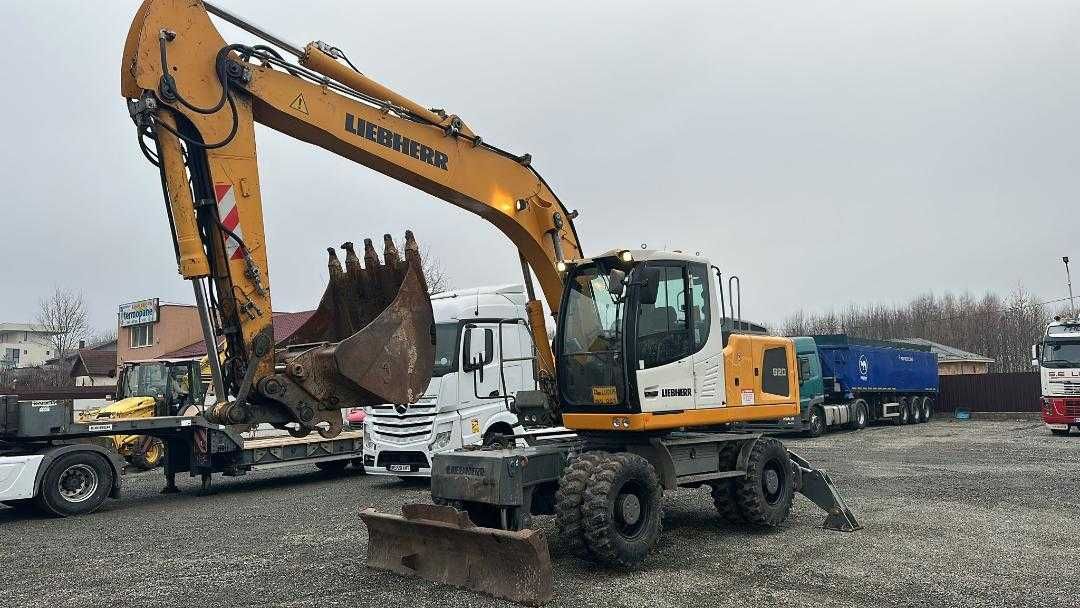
[
  {"xmin": 581, "ymin": 452, "xmax": 663, "ymax": 568},
  {"xmin": 852, "ymin": 400, "xmax": 869, "ymax": 430},
  {"xmin": 482, "ymin": 427, "xmax": 514, "ymax": 448},
  {"xmin": 33, "ymin": 452, "xmax": 114, "ymax": 517},
  {"xmin": 911, "ymin": 398, "xmax": 924, "ymax": 423},
  {"xmin": 921, "ymin": 397, "xmax": 933, "ymax": 423},
  {"xmin": 555, "ymin": 451, "xmax": 603, "ymax": 559},
  {"xmin": 710, "ymin": 444, "xmax": 744, "ymax": 523},
  {"xmin": 1051, "ymin": 429, "xmax": 1070, "ymax": 436},
  {"xmin": 897, "ymin": 399, "xmax": 910, "ymax": 425},
  {"xmin": 129, "ymin": 437, "xmax": 164, "ymax": 470},
  {"xmin": 804, "ymin": 406, "xmax": 826, "ymax": 438},
  {"xmin": 315, "ymin": 460, "xmax": 349, "ymax": 472},
  {"xmin": 734, "ymin": 438, "xmax": 795, "ymax": 527}
]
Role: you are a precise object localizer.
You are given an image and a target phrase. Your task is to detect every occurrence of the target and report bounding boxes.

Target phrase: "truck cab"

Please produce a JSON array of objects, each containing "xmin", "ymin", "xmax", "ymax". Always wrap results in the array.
[
  {"xmin": 1033, "ymin": 319, "xmax": 1080, "ymax": 435},
  {"xmin": 364, "ymin": 285, "xmax": 537, "ymax": 477}
]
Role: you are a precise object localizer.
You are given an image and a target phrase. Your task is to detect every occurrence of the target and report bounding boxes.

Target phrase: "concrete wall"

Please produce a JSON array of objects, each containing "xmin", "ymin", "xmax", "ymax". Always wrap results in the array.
[{"xmin": 116, "ymin": 304, "xmax": 203, "ymax": 366}]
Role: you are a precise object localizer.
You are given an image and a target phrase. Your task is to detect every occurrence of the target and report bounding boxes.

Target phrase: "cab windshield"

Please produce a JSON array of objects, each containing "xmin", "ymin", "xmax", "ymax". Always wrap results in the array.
[
  {"xmin": 119, "ymin": 362, "xmax": 170, "ymax": 399},
  {"xmin": 557, "ymin": 262, "xmax": 626, "ymax": 407},
  {"xmin": 431, "ymin": 323, "xmax": 459, "ymax": 378},
  {"xmin": 1043, "ymin": 340, "xmax": 1080, "ymax": 368}
]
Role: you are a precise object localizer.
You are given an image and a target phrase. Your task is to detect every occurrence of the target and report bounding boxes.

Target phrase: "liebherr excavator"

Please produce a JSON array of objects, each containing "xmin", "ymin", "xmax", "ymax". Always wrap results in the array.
[{"xmin": 122, "ymin": 1, "xmax": 859, "ymax": 605}]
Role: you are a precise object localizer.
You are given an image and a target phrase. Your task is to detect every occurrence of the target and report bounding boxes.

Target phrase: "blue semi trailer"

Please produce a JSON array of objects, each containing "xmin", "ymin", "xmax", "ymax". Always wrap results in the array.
[{"xmin": 744, "ymin": 334, "xmax": 940, "ymax": 437}]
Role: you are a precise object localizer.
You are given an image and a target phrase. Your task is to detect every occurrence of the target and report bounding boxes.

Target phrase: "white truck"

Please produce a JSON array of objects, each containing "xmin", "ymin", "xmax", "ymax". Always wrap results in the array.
[
  {"xmin": 1033, "ymin": 317, "xmax": 1080, "ymax": 436},
  {"xmin": 363, "ymin": 284, "xmax": 538, "ymax": 477}
]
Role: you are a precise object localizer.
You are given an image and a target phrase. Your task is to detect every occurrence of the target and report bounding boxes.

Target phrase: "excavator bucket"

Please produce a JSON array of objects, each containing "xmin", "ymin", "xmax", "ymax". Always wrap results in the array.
[
  {"xmin": 360, "ymin": 504, "xmax": 554, "ymax": 606},
  {"xmin": 283, "ymin": 231, "xmax": 435, "ymax": 407}
]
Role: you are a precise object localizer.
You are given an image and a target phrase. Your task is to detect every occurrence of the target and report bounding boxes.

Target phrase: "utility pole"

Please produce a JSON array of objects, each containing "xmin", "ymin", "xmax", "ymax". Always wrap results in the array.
[{"xmin": 1065, "ymin": 256, "xmax": 1076, "ymax": 319}]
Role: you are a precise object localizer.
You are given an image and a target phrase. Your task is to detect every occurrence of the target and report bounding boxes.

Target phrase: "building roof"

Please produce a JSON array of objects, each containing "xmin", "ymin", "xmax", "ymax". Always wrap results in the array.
[
  {"xmin": 894, "ymin": 338, "xmax": 995, "ymax": 364},
  {"xmin": 0, "ymin": 323, "xmax": 55, "ymax": 334},
  {"xmin": 163, "ymin": 310, "xmax": 315, "ymax": 358},
  {"xmin": 69, "ymin": 349, "xmax": 117, "ymax": 378}
]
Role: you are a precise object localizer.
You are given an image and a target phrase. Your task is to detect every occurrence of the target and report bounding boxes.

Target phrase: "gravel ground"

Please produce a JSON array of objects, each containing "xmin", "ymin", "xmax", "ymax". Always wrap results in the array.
[{"xmin": 1, "ymin": 418, "xmax": 1076, "ymax": 608}]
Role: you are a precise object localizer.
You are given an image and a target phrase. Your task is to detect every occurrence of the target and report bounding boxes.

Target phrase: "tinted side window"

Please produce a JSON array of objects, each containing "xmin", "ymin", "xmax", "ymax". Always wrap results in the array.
[
  {"xmin": 636, "ymin": 265, "xmax": 690, "ymax": 369},
  {"xmin": 761, "ymin": 347, "xmax": 790, "ymax": 396},
  {"xmin": 688, "ymin": 263, "xmax": 710, "ymax": 350}
]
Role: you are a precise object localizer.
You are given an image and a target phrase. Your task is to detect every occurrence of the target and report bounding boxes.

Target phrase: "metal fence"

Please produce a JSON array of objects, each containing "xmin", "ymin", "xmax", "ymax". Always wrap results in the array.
[{"xmin": 937, "ymin": 372, "xmax": 1041, "ymax": 412}]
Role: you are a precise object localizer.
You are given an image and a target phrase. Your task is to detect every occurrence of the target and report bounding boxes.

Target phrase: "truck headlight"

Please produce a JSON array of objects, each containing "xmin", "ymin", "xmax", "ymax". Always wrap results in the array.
[
  {"xmin": 363, "ymin": 424, "xmax": 374, "ymax": 449},
  {"xmin": 429, "ymin": 430, "xmax": 452, "ymax": 451}
]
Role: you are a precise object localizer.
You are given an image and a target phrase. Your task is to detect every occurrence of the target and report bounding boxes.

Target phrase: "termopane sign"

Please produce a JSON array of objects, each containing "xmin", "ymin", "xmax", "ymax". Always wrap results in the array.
[{"xmin": 118, "ymin": 298, "xmax": 159, "ymax": 327}]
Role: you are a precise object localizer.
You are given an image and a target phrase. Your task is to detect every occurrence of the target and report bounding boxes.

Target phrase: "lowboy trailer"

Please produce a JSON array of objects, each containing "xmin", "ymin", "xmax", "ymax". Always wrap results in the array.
[{"xmin": 0, "ymin": 396, "xmax": 362, "ymax": 517}]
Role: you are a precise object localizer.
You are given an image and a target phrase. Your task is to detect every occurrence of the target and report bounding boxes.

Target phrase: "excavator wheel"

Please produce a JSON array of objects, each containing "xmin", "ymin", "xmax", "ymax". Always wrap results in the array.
[
  {"xmin": 735, "ymin": 437, "xmax": 795, "ymax": 527},
  {"xmin": 129, "ymin": 437, "xmax": 164, "ymax": 470},
  {"xmin": 710, "ymin": 443, "xmax": 744, "ymax": 524},
  {"xmin": 554, "ymin": 451, "xmax": 603, "ymax": 559},
  {"xmin": 580, "ymin": 452, "xmax": 663, "ymax": 568}
]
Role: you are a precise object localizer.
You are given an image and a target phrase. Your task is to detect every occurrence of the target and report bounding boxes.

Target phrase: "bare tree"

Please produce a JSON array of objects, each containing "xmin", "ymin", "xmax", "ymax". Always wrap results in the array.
[
  {"xmin": 87, "ymin": 328, "xmax": 118, "ymax": 349},
  {"xmin": 420, "ymin": 247, "xmax": 451, "ymax": 294},
  {"xmin": 37, "ymin": 288, "xmax": 89, "ymax": 381},
  {"xmin": 777, "ymin": 287, "xmax": 1052, "ymax": 373}
]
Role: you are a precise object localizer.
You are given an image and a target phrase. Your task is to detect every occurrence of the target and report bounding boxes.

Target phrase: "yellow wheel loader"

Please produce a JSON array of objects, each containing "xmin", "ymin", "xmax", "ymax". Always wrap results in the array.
[
  {"xmin": 120, "ymin": 2, "xmax": 859, "ymax": 605},
  {"xmin": 79, "ymin": 358, "xmax": 206, "ymax": 470}
]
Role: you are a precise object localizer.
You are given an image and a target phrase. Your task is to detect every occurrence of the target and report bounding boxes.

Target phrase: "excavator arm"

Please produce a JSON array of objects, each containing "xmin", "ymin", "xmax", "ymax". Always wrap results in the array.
[{"xmin": 121, "ymin": 0, "xmax": 582, "ymax": 433}]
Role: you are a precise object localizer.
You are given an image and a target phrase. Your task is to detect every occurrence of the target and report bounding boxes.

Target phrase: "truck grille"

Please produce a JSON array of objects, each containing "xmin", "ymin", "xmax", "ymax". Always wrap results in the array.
[
  {"xmin": 1056, "ymin": 383, "xmax": 1080, "ymax": 396},
  {"xmin": 369, "ymin": 402, "xmax": 437, "ymax": 445},
  {"xmin": 1065, "ymin": 399, "xmax": 1080, "ymax": 416}
]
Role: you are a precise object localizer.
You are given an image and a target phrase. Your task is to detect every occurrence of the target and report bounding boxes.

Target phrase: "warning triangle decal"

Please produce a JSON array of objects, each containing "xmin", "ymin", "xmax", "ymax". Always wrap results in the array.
[{"xmin": 290, "ymin": 93, "xmax": 309, "ymax": 115}]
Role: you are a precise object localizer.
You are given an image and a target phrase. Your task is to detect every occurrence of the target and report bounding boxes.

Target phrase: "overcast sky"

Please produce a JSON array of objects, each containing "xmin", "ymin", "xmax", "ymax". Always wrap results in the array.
[{"xmin": 1, "ymin": 0, "xmax": 1077, "ymax": 334}]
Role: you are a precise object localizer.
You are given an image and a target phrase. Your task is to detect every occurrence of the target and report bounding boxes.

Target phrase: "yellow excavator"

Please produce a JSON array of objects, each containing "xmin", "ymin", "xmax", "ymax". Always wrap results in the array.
[{"xmin": 122, "ymin": 2, "xmax": 858, "ymax": 605}]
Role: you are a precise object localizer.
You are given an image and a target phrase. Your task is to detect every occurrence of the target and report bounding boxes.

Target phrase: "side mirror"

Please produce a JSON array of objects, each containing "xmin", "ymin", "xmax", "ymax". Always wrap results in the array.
[
  {"xmin": 798, "ymin": 358, "xmax": 811, "ymax": 383},
  {"xmin": 462, "ymin": 326, "xmax": 495, "ymax": 372},
  {"xmin": 608, "ymin": 269, "xmax": 627, "ymax": 298},
  {"xmin": 638, "ymin": 268, "xmax": 660, "ymax": 305}
]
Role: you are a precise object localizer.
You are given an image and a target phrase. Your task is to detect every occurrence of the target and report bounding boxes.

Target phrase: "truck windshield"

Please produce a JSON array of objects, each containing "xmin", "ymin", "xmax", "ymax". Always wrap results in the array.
[
  {"xmin": 431, "ymin": 323, "xmax": 459, "ymax": 378},
  {"xmin": 557, "ymin": 262, "xmax": 626, "ymax": 406},
  {"xmin": 1043, "ymin": 340, "xmax": 1080, "ymax": 368}
]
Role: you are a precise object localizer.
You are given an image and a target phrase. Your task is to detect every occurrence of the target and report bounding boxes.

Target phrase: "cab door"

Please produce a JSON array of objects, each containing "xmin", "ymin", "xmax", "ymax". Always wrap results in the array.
[{"xmin": 633, "ymin": 263, "xmax": 694, "ymax": 413}]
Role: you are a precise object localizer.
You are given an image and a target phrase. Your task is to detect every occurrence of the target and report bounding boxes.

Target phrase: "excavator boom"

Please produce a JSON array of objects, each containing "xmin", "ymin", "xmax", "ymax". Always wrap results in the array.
[{"xmin": 122, "ymin": 0, "xmax": 581, "ymax": 435}]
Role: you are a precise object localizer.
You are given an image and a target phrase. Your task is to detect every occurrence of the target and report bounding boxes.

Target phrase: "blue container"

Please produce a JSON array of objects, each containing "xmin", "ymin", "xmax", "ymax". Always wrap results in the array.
[{"xmin": 812, "ymin": 335, "xmax": 939, "ymax": 396}]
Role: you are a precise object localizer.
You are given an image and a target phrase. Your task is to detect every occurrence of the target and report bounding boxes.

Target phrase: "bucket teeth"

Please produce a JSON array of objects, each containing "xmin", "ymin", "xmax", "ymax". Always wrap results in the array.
[{"xmin": 281, "ymin": 231, "xmax": 435, "ymax": 407}]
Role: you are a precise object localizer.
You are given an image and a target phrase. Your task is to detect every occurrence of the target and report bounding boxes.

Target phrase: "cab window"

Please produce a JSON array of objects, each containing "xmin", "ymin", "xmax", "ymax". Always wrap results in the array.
[
  {"xmin": 636, "ymin": 265, "xmax": 690, "ymax": 369},
  {"xmin": 688, "ymin": 263, "xmax": 710, "ymax": 349}
]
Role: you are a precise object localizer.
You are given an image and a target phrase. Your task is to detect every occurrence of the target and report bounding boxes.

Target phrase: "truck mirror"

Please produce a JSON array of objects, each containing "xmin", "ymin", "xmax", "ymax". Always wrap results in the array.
[
  {"xmin": 463, "ymin": 326, "xmax": 495, "ymax": 371},
  {"xmin": 638, "ymin": 268, "xmax": 660, "ymax": 305},
  {"xmin": 608, "ymin": 269, "xmax": 626, "ymax": 298}
]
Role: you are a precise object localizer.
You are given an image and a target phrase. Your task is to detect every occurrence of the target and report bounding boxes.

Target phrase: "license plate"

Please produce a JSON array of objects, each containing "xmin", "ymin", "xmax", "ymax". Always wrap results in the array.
[{"xmin": 387, "ymin": 464, "xmax": 413, "ymax": 473}]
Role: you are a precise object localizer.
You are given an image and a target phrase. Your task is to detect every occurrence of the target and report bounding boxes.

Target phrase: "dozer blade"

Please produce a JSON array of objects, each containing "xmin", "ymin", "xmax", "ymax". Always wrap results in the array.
[
  {"xmin": 789, "ymin": 450, "xmax": 862, "ymax": 532},
  {"xmin": 284, "ymin": 231, "xmax": 434, "ymax": 407},
  {"xmin": 360, "ymin": 504, "xmax": 553, "ymax": 606}
]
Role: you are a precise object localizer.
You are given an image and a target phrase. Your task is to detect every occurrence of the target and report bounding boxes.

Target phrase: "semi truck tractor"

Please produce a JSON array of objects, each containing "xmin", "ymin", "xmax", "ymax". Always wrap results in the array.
[
  {"xmin": 364, "ymin": 285, "xmax": 539, "ymax": 477},
  {"xmin": 1033, "ymin": 318, "xmax": 1080, "ymax": 436},
  {"xmin": 744, "ymin": 335, "xmax": 939, "ymax": 436}
]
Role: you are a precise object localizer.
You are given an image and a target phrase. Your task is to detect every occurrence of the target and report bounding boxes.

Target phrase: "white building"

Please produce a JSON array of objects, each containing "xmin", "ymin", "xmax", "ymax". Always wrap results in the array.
[{"xmin": 0, "ymin": 323, "xmax": 57, "ymax": 369}]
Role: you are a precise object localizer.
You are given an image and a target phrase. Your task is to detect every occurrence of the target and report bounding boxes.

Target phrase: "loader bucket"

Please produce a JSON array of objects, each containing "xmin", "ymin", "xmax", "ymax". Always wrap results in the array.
[
  {"xmin": 284, "ymin": 231, "xmax": 434, "ymax": 407},
  {"xmin": 360, "ymin": 504, "xmax": 554, "ymax": 606}
]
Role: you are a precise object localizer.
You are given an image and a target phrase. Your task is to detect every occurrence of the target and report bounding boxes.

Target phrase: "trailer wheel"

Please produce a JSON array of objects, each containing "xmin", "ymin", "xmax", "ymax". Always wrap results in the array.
[
  {"xmin": 921, "ymin": 397, "xmax": 932, "ymax": 423},
  {"xmin": 852, "ymin": 400, "xmax": 868, "ymax": 430},
  {"xmin": 897, "ymin": 399, "xmax": 910, "ymax": 425},
  {"xmin": 804, "ymin": 406, "xmax": 826, "ymax": 438},
  {"xmin": 735, "ymin": 438, "xmax": 794, "ymax": 527},
  {"xmin": 555, "ymin": 452, "xmax": 603, "ymax": 559},
  {"xmin": 580, "ymin": 452, "xmax": 663, "ymax": 568},
  {"xmin": 34, "ymin": 451, "xmax": 113, "ymax": 517}
]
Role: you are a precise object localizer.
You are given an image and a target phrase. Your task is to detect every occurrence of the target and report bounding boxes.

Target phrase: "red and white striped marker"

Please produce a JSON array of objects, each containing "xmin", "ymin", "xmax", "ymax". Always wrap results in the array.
[{"xmin": 214, "ymin": 182, "xmax": 246, "ymax": 261}]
